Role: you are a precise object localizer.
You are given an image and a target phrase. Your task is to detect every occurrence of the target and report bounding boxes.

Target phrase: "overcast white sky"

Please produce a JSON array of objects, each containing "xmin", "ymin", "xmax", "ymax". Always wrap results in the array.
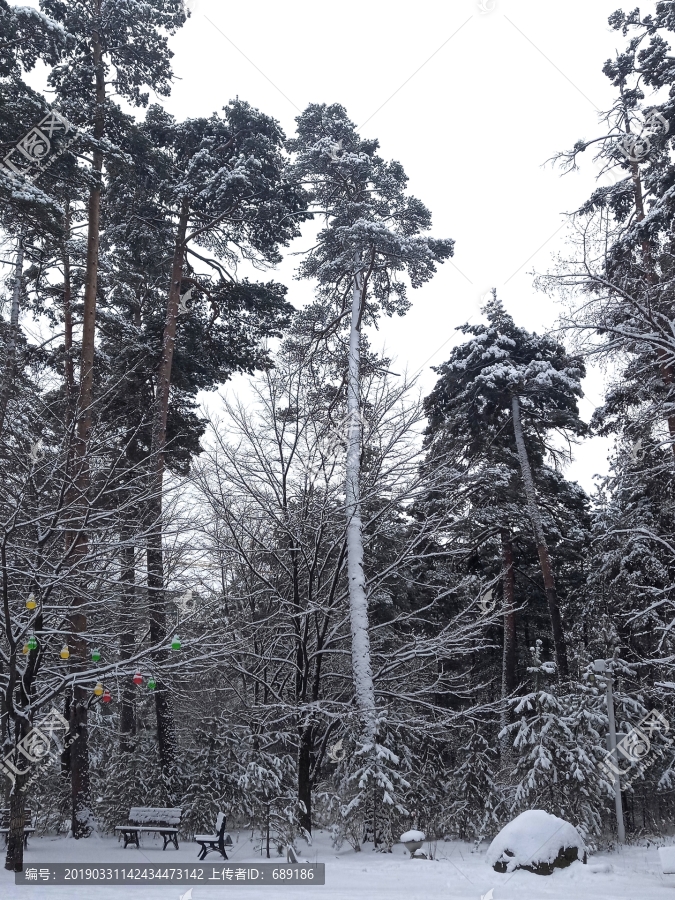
[{"xmin": 16, "ymin": 0, "xmax": 639, "ymax": 491}]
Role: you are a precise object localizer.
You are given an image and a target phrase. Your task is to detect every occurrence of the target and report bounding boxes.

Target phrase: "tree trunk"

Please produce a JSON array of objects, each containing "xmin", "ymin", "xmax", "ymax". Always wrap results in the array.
[
  {"xmin": 119, "ymin": 534, "xmax": 136, "ymax": 752},
  {"xmin": 4, "ymin": 771, "xmax": 27, "ymax": 872},
  {"xmin": 147, "ymin": 500, "xmax": 177, "ymax": 780},
  {"xmin": 151, "ymin": 196, "xmax": 190, "ymax": 461},
  {"xmin": 265, "ymin": 807, "xmax": 270, "ymax": 858},
  {"xmin": 146, "ymin": 197, "xmax": 190, "ymax": 777},
  {"xmin": 501, "ymin": 529, "xmax": 517, "ymax": 698},
  {"xmin": 62, "ymin": 202, "xmax": 76, "ymax": 415},
  {"xmin": 75, "ymin": 16, "xmax": 105, "ymax": 459},
  {"xmin": 67, "ymin": 16, "xmax": 107, "ymax": 838},
  {"xmin": 0, "ymin": 676, "xmax": 8, "ymax": 809},
  {"xmin": 297, "ymin": 726, "xmax": 312, "ymax": 835},
  {"xmin": 70, "ymin": 688, "xmax": 92, "ymax": 838},
  {"xmin": 0, "ymin": 239, "xmax": 24, "ymax": 436},
  {"xmin": 60, "ymin": 690, "xmax": 72, "ymax": 779},
  {"xmin": 511, "ymin": 395, "xmax": 569, "ymax": 678},
  {"xmin": 345, "ymin": 267, "xmax": 377, "ymax": 742}
]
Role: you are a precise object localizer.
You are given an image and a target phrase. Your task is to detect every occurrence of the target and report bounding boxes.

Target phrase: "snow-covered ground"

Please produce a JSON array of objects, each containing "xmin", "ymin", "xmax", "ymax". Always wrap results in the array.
[{"xmin": 0, "ymin": 831, "xmax": 672, "ymax": 899}]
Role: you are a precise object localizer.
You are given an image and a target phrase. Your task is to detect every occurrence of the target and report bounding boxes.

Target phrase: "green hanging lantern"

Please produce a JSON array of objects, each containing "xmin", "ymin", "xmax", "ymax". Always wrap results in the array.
[
  {"xmin": 147, "ymin": 677, "xmax": 157, "ymax": 691},
  {"xmin": 171, "ymin": 635, "xmax": 181, "ymax": 651},
  {"xmin": 91, "ymin": 648, "xmax": 101, "ymax": 663},
  {"xmin": 27, "ymin": 634, "xmax": 37, "ymax": 651}
]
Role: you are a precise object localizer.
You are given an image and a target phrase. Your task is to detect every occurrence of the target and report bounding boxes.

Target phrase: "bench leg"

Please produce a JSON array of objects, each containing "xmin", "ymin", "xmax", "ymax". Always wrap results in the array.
[
  {"xmin": 162, "ymin": 832, "xmax": 178, "ymax": 851},
  {"xmin": 197, "ymin": 843, "xmax": 206, "ymax": 861}
]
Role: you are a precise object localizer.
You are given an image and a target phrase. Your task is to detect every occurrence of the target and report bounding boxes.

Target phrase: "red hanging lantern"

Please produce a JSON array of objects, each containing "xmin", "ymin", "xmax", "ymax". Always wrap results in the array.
[
  {"xmin": 102, "ymin": 689, "xmax": 112, "ymax": 703},
  {"xmin": 133, "ymin": 670, "xmax": 143, "ymax": 686}
]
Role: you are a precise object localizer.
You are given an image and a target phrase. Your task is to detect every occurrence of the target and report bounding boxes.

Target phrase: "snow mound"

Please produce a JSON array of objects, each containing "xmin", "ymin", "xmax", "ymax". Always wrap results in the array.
[
  {"xmin": 400, "ymin": 830, "xmax": 425, "ymax": 843},
  {"xmin": 486, "ymin": 810, "xmax": 584, "ymax": 874}
]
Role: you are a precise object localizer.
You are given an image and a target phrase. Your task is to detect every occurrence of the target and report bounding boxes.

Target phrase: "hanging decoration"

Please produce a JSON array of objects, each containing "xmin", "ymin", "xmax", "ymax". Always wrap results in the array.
[
  {"xmin": 91, "ymin": 648, "xmax": 101, "ymax": 663},
  {"xmin": 133, "ymin": 670, "xmax": 143, "ymax": 686},
  {"xmin": 147, "ymin": 677, "xmax": 157, "ymax": 691},
  {"xmin": 22, "ymin": 643, "xmax": 29, "ymax": 655},
  {"xmin": 171, "ymin": 635, "xmax": 181, "ymax": 651},
  {"xmin": 26, "ymin": 593, "xmax": 37, "ymax": 610},
  {"xmin": 93, "ymin": 682, "xmax": 104, "ymax": 697},
  {"xmin": 102, "ymin": 689, "xmax": 111, "ymax": 703},
  {"xmin": 60, "ymin": 644, "xmax": 70, "ymax": 660},
  {"xmin": 27, "ymin": 634, "xmax": 37, "ymax": 651}
]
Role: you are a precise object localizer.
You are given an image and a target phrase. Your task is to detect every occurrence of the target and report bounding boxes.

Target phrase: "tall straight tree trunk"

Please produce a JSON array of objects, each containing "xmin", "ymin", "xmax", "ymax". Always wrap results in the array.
[
  {"xmin": 345, "ymin": 266, "xmax": 377, "ymax": 742},
  {"xmin": 147, "ymin": 197, "xmax": 190, "ymax": 777},
  {"xmin": 0, "ymin": 670, "xmax": 8, "ymax": 809},
  {"xmin": 297, "ymin": 725, "xmax": 312, "ymax": 834},
  {"xmin": 67, "ymin": 14, "xmax": 106, "ymax": 838},
  {"xmin": 62, "ymin": 202, "xmax": 76, "ymax": 415},
  {"xmin": 119, "ymin": 532, "xmax": 136, "ymax": 752},
  {"xmin": 0, "ymin": 239, "xmax": 24, "ymax": 435},
  {"xmin": 147, "ymin": 505, "xmax": 177, "ymax": 778},
  {"xmin": 501, "ymin": 529, "xmax": 517, "ymax": 698},
  {"xmin": 511, "ymin": 395, "xmax": 569, "ymax": 678},
  {"xmin": 500, "ymin": 528, "xmax": 517, "ymax": 760}
]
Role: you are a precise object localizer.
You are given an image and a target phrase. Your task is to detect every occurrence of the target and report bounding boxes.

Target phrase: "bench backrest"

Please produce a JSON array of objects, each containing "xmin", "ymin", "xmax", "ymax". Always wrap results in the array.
[
  {"xmin": 0, "ymin": 808, "xmax": 33, "ymax": 827},
  {"xmin": 128, "ymin": 807, "xmax": 182, "ymax": 826},
  {"xmin": 215, "ymin": 812, "xmax": 225, "ymax": 836}
]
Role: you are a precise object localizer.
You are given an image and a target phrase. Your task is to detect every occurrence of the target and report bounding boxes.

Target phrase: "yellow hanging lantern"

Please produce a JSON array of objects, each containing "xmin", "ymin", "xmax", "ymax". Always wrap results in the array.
[
  {"xmin": 22, "ymin": 643, "xmax": 29, "ymax": 655},
  {"xmin": 93, "ymin": 682, "xmax": 104, "ymax": 697},
  {"xmin": 26, "ymin": 593, "xmax": 37, "ymax": 610},
  {"xmin": 60, "ymin": 644, "xmax": 70, "ymax": 660}
]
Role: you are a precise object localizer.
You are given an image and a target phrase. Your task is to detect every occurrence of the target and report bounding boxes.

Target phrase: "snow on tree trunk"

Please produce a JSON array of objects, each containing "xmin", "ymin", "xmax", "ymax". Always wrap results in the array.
[
  {"xmin": 0, "ymin": 240, "xmax": 23, "ymax": 436},
  {"xmin": 511, "ymin": 395, "xmax": 569, "ymax": 678},
  {"xmin": 345, "ymin": 269, "xmax": 377, "ymax": 742}
]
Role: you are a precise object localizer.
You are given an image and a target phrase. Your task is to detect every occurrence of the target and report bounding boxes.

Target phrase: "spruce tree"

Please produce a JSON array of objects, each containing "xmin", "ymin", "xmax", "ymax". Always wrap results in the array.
[{"xmin": 424, "ymin": 295, "xmax": 588, "ymax": 679}]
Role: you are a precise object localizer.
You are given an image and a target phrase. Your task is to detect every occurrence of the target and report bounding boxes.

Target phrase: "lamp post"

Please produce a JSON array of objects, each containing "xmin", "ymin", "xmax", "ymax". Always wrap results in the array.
[{"xmin": 592, "ymin": 659, "xmax": 625, "ymax": 843}]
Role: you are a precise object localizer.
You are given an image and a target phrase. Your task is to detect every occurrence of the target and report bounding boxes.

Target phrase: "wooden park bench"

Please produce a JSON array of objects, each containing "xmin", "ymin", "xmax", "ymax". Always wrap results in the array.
[
  {"xmin": 195, "ymin": 812, "xmax": 233, "ymax": 860},
  {"xmin": 0, "ymin": 808, "xmax": 35, "ymax": 848},
  {"xmin": 115, "ymin": 807, "xmax": 182, "ymax": 850}
]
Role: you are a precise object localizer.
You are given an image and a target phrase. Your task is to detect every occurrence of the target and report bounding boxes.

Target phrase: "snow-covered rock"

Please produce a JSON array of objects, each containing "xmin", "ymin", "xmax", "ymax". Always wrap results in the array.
[
  {"xmin": 400, "ymin": 830, "xmax": 425, "ymax": 843},
  {"xmin": 486, "ymin": 810, "xmax": 585, "ymax": 875}
]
